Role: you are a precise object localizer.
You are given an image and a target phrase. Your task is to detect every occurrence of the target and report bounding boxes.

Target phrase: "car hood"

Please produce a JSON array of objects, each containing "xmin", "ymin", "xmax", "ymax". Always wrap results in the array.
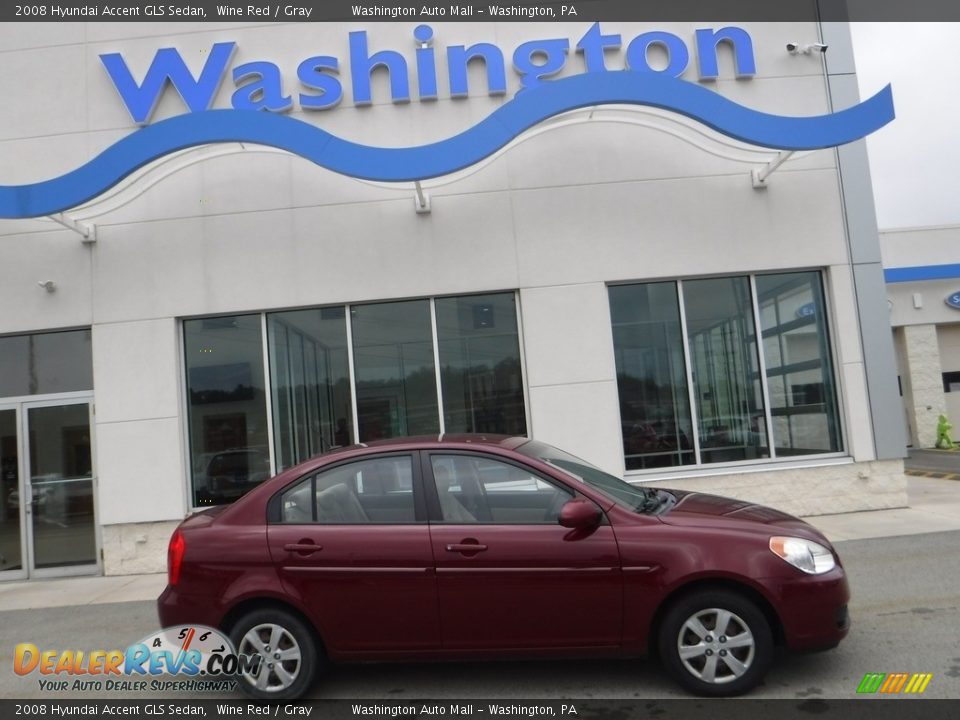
[{"xmin": 658, "ymin": 489, "xmax": 830, "ymax": 544}]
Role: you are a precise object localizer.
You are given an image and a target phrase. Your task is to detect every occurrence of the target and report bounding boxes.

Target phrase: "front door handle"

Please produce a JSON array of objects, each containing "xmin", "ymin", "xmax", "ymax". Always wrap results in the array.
[
  {"xmin": 446, "ymin": 542, "xmax": 488, "ymax": 553},
  {"xmin": 284, "ymin": 542, "xmax": 323, "ymax": 555}
]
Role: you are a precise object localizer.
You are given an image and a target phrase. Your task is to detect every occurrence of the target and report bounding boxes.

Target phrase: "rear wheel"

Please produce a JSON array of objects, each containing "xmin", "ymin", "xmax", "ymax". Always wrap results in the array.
[
  {"xmin": 229, "ymin": 608, "xmax": 321, "ymax": 700},
  {"xmin": 658, "ymin": 589, "xmax": 773, "ymax": 697}
]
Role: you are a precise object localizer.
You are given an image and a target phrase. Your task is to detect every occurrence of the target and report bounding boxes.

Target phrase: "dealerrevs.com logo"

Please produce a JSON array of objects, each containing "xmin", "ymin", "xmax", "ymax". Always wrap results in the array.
[{"xmin": 13, "ymin": 625, "xmax": 257, "ymax": 692}]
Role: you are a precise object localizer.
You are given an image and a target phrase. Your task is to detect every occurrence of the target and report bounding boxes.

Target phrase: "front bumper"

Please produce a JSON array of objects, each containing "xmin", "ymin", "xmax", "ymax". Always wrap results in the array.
[{"xmin": 765, "ymin": 566, "xmax": 851, "ymax": 651}]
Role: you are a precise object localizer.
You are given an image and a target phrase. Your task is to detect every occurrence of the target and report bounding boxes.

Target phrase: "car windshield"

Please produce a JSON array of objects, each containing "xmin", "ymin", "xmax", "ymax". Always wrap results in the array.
[{"xmin": 516, "ymin": 439, "xmax": 659, "ymax": 513}]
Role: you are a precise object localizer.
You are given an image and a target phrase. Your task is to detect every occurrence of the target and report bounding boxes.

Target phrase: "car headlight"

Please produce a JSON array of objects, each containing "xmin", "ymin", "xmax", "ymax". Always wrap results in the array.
[{"xmin": 769, "ymin": 536, "xmax": 836, "ymax": 574}]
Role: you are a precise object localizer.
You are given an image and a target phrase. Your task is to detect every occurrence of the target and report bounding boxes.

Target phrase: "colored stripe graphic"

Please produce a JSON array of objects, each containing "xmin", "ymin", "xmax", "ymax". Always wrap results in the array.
[
  {"xmin": 880, "ymin": 673, "xmax": 908, "ymax": 693},
  {"xmin": 857, "ymin": 673, "xmax": 886, "ymax": 693},
  {"xmin": 911, "ymin": 674, "xmax": 933, "ymax": 694},
  {"xmin": 0, "ymin": 72, "xmax": 895, "ymax": 219},
  {"xmin": 857, "ymin": 672, "xmax": 932, "ymax": 694}
]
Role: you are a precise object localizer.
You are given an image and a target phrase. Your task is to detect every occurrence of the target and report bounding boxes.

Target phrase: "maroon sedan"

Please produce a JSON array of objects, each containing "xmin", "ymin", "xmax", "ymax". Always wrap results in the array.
[{"xmin": 158, "ymin": 435, "xmax": 849, "ymax": 699}]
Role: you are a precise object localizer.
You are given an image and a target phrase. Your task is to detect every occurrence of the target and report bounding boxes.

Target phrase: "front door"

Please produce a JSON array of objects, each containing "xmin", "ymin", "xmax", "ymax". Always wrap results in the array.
[
  {"xmin": 22, "ymin": 399, "xmax": 98, "ymax": 578},
  {"xmin": 425, "ymin": 451, "xmax": 623, "ymax": 651}
]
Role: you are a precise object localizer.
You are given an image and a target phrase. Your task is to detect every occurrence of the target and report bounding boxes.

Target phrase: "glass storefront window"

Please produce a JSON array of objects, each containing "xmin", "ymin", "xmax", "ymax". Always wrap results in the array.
[
  {"xmin": 609, "ymin": 283, "xmax": 694, "ymax": 469},
  {"xmin": 350, "ymin": 300, "xmax": 440, "ymax": 441},
  {"xmin": 683, "ymin": 276, "xmax": 769, "ymax": 463},
  {"xmin": 610, "ymin": 272, "xmax": 842, "ymax": 472},
  {"xmin": 185, "ymin": 292, "xmax": 530, "ymax": 506},
  {"xmin": 435, "ymin": 293, "xmax": 526, "ymax": 436},
  {"xmin": 268, "ymin": 308, "xmax": 353, "ymax": 472},
  {"xmin": 756, "ymin": 272, "xmax": 841, "ymax": 455},
  {"xmin": 184, "ymin": 315, "xmax": 270, "ymax": 506},
  {"xmin": 0, "ymin": 330, "xmax": 92, "ymax": 397}
]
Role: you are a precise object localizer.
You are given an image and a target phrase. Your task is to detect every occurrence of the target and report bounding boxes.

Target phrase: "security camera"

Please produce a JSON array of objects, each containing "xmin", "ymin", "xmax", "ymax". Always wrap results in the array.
[{"xmin": 787, "ymin": 42, "xmax": 828, "ymax": 55}]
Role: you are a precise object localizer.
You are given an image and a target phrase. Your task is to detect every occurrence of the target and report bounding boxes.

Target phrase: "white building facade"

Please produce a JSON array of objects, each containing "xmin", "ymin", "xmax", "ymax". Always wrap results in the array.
[{"xmin": 0, "ymin": 20, "xmax": 907, "ymax": 579}]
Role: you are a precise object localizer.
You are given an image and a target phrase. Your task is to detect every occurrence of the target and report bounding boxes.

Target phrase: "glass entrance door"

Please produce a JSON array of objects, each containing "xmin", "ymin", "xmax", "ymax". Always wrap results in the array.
[
  {"xmin": 23, "ymin": 400, "xmax": 98, "ymax": 578},
  {"xmin": 0, "ymin": 406, "xmax": 26, "ymax": 580}
]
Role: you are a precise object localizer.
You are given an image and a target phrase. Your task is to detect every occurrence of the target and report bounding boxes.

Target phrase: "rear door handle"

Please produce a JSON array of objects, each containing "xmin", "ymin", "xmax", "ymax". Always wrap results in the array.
[
  {"xmin": 446, "ymin": 543, "xmax": 488, "ymax": 553},
  {"xmin": 284, "ymin": 543, "xmax": 323, "ymax": 555}
]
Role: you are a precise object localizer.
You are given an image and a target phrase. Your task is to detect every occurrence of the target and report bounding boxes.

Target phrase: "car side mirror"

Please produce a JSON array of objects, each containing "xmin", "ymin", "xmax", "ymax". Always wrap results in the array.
[{"xmin": 558, "ymin": 498, "xmax": 601, "ymax": 530}]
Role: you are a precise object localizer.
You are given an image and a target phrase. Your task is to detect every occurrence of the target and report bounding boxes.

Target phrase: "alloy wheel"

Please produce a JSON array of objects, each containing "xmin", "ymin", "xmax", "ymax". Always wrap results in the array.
[
  {"xmin": 238, "ymin": 623, "xmax": 303, "ymax": 693},
  {"xmin": 676, "ymin": 607, "xmax": 756, "ymax": 684}
]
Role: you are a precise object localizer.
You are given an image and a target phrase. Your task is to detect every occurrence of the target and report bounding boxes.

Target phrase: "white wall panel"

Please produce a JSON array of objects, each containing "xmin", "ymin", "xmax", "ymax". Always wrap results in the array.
[
  {"xmin": 95, "ymin": 416, "xmax": 186, "ymax": 525},
  {"xmin": 92, "ymin": 318, "xmax": 180, "ymax": 424},
  {"xmin": 528, "ymin": 381, "xmax": 625, "ymax": 478}
]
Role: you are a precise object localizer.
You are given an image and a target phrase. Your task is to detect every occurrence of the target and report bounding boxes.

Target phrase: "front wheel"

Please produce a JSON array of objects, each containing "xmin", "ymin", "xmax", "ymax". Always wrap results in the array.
[
  {"xmin": 229, "ymin": 608, "xmax": 321, "ymax": 700},
  {"xmin": 658, "ymin": 589, "xmax": 773, "ymax": 697}
]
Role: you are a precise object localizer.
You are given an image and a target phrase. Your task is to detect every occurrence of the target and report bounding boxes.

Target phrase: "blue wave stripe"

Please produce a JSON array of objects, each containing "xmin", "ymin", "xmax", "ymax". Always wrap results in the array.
[{"xmin": 0, "ymin": 72, "xmax": 894, "ymax": 219}]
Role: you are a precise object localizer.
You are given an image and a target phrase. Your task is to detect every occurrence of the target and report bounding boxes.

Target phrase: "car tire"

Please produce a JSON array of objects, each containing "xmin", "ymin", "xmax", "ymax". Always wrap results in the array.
[
  {"xmin": 229, "ymin": 608, "xmax": 322, "ymax": 700},
  {"xmin": 658, "ymin": 589, "xmax": 773, "ymax": 697}
]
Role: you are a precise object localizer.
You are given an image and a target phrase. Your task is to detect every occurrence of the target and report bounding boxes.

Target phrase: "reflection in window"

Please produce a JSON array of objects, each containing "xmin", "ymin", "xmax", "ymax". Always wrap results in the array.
[
  {"xmin": 683, "ymin": 277, "xmax": 769, "ymax": 463},
  {"xmin": 756, "ymin": 272, "xmax": 841, "ymax": 455},
  {"xmin": 609, "ymin": 283, "xmax": 694, "ymax": 469},
  {"xmin": 435, "ymin": 293, "xmax": 526, "ymax": 436},
  {"xmin": 268, "ymin": 308, "xmax": 353, "ymax": 472},
  {"xmin": 184, "ymin": 315, "xmax": 270, "ymax": 506},
  {"xmin": 0, "ymin": 330, "xmax": 92, "ymax": 397},
  {"xmin": 351, "ymin": 301, "xmax": 440, "ymax": 441}
]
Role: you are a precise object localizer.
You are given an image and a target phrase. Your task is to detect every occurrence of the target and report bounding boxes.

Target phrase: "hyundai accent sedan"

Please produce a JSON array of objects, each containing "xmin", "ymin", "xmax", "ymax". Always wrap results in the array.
[{"xmin": 158, "ymin": 435, "xmax": 849, "ymax": 699}]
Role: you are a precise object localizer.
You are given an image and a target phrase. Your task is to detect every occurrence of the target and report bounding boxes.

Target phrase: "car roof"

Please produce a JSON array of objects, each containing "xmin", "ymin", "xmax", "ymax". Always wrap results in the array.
[{"xmin": 326, "ymin": 434, "xmax": 530, "ymax": 454}]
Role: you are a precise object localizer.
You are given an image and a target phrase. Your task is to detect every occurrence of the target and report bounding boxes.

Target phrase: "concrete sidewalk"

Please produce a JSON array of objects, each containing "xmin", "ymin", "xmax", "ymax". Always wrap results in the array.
[{"xmin": 1, "ymin": 475, "xmax": 959, "ymax": 613}]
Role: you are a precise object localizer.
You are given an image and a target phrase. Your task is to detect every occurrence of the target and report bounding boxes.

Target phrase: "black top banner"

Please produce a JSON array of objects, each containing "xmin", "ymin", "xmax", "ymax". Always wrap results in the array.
[{"xmin": 4, "ymin": 0, "xmax": 960, "ymax": 22}]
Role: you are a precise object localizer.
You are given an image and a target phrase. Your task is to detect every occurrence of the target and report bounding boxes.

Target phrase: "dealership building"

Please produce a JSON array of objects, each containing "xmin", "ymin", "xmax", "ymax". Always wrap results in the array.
[
  {"xmin": 882, "ymin": 224, "xmax": 960, "ymax": 448},
  {"xmin": 0, "ymin": 20, "xmax": 908, "ymax": 580}
]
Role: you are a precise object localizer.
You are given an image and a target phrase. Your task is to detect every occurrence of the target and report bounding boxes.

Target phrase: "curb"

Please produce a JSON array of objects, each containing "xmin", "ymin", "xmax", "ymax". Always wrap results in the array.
[{"xmin": 905, "ymin": 469, "xmax": 960, "ymax": 481}]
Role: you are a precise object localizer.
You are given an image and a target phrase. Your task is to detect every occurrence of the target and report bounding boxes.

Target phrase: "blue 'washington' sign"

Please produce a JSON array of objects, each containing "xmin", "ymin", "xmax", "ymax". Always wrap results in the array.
[{"xmin": 0, "ymin": 23, "xmax": 895, "ymax": 218}]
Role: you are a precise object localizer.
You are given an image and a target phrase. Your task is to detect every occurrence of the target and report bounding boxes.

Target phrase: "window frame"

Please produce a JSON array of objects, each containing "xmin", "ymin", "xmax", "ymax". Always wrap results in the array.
[
  {"xmin": 419, "ymin": 449, "xmax": 585, "ymax": 526},
  {"xmin": 267, "ymin": 451, "xmax": 428, "ymax": 525}
]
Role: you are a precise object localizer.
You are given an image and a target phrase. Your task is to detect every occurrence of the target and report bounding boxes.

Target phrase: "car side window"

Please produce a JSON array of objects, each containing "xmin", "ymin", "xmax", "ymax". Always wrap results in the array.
[
  {"xmin": 280, "ymin": 455, "xmax": 416, "ymax": 524},
  {"xmin": 430, "ymin": 455, "xmax": 573, "ymax": 524}
]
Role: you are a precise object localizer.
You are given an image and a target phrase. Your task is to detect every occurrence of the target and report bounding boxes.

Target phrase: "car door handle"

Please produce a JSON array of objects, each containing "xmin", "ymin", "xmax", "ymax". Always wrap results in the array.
[
  {"xmin": 284, "ymin": 543, "xmax": 323, "ymax": 555},
  {"xmin": 446, "ymin": 543, "xmax": 488, "ymax": 553}
]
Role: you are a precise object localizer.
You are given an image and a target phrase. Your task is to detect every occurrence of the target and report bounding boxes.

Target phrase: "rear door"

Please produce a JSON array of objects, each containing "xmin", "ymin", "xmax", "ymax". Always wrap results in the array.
[
  {"xmin": 266, "ymin": 453, "xmax": 439, "ymax": 654},
  {"xmin": 425, "ymin": 451, "xmax": 622, "ymax": 650}
]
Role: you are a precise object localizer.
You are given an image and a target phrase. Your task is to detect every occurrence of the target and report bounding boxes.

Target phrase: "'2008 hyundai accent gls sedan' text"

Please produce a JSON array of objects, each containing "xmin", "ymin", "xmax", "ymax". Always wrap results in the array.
[{"xmin": 158, "ymin": 435, "xmax": 849, "ymax": 699}]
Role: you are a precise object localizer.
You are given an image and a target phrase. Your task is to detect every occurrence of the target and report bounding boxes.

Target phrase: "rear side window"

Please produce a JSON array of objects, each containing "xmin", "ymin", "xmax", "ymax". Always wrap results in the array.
[{"xmin": 280, "ymin": 455, "xmax": 416, "ymax": 524}]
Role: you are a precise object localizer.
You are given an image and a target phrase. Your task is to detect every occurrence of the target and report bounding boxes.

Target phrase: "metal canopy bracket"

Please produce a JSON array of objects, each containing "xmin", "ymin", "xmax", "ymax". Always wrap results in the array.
[
  {"xmin": 751, "ymin": 151, "xmax": 795, "ymax": 189},
  {"xmin": 414, "ymin": 181, "xmax": 431, "ymax": 214},
  {"xmin": 48, "ymin": 213, "xmax": 97, "ymax": 243}
]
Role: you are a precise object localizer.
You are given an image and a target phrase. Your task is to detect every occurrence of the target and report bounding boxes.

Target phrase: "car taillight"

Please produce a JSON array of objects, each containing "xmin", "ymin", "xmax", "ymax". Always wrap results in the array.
[{"xmin": 168, "ymin": 529, "xmax": 185, "ymax": 586}]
